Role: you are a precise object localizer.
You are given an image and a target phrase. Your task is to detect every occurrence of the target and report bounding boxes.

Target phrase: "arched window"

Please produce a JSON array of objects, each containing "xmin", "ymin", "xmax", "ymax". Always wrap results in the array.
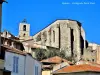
[{"xmin": 23, "ymin": 25, "xmax": 26, "ymax": 31}]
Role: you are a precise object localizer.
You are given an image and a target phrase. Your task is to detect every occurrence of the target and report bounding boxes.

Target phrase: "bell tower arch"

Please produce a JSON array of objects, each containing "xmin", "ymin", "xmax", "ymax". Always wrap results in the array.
[{"xmin": 18, "ymin": 19, "xmax": 30, "ymax": 41}]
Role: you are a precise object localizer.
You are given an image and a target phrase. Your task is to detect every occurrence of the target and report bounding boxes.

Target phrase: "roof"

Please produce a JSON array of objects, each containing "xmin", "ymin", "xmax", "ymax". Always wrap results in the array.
[
  {"xmin": 1, "ymin": 36, "xmax": 24, "ymax": 50},
  {"xmin": 2, "ymin": 30, "xmax": 19, "ymax": 40},
  {"xmin": 33, "ymin": 19, "xmax": 81, "ymax": 37},
  {"xmin": 41, "ymin": 56, "xmax": 72, "ymax": 64},
  {"xmin": 53, "ymin": 64, "xmax": 100, "ymax": 74},
  {"xmin": 1, "ymin": 45, "xmax": 26, "ymax": 55},
  {"xmin": 1, "ymin": 36, "xmax": 20, "ymax": 44}
]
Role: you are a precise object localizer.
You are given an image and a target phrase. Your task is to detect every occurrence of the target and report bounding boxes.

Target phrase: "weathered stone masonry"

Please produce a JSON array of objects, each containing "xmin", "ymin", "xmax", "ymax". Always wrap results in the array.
[{"xmin": 33, "ymin": 20, "xmax": 86, "ymax": 62}]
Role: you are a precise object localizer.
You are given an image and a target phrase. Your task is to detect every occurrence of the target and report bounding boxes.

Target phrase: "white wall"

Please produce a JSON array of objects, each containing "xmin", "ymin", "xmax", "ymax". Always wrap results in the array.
[
  {"xmin": 4, "ymin": 51, "xmax": 41, "ymax": 75},
  {"xmin": 25, "ymin": 55, "xmax": 42, "ymax": 75},
  {"xmin": 34, "ymin": 59, "xmax": 42, "ymax": 75},
  {"xmin": 4, "ymin": 51, "xmax": 25, "ymax": 75}
]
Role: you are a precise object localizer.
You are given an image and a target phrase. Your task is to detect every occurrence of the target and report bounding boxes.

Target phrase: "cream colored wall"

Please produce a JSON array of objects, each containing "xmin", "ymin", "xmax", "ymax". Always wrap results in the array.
[
  {"xmin": 18, "ymin": 22, "xmax": 32, "ymax": 41},
  {"xmin": 42, "ymin": 70, "xmax": 52, "ymax": 75},
  {"xmin": 97, "ymin": 46, "xmax": 100, "ymax": 64}
]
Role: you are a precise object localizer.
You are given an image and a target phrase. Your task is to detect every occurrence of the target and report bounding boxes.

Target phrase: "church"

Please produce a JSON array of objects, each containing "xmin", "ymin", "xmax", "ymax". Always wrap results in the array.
[{"xmin": 18, "ymin": 19, "xmax": 86, "ymax": 62}]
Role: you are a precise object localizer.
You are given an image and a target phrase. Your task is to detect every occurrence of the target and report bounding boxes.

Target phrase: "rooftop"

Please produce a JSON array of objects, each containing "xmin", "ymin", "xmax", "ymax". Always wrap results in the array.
[
  {"xmin": 1, "ymin": 45, "xmax": 26, "ymax": 55},
  {"xmin": 53, "ymin": 64, "xmax": 100, "ymax": 74},
  {"xmin": 41, "ymin": 56, "xmax": 73, "ymax": 64}
]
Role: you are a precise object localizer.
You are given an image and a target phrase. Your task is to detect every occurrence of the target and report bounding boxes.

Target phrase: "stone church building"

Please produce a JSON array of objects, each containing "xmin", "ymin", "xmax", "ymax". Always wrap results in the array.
[
  {"xmin": 32, "ymin": 20, "xmax": 86, "ymax": 62},
  {"xmin": 18, "ymin": 19, "xmax": 86, "ymax": 62}
]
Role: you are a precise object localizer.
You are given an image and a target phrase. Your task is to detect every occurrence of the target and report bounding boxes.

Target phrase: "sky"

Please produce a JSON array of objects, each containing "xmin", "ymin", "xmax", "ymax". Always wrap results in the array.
[{"xmin": 2, "ymin": 0, "xmax": 100, "ymax": 44}]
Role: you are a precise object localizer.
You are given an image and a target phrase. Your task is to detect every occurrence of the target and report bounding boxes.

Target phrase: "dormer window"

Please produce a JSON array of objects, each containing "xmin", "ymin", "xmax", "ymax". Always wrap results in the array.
[{"xmin": 23, "ymin": 25, "xmax": 26, "ymax": 31}]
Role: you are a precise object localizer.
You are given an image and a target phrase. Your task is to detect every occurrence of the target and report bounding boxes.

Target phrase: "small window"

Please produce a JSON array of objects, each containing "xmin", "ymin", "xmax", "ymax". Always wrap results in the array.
[
  {"xmin": 23, "ymin": 25, "xmax": 26, "ymax": 31},
  {"xmin": 92, "ymin": 59, "xmax": 94, "ymax": 62}
]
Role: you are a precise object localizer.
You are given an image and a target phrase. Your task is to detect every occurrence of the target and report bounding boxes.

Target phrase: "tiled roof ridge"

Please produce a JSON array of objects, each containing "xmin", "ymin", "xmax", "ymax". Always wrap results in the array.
[
  {"xmin": 53, "ymin": 64, "xmax": 100, "ymax": 74},
  {"xmin": 41, "ymin": 56, "xmax": 72, "ymax": 64}
]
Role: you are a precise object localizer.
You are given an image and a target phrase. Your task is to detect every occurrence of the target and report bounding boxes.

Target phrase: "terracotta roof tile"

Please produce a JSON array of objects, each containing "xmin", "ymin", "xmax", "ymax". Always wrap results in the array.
[
  {"xmin": 41, "ymin": 56, "xmax": 72, "ymax": 64},
  {"xmin": 53, "ymin": 64, "xmax": 100, "ymax": 74}
]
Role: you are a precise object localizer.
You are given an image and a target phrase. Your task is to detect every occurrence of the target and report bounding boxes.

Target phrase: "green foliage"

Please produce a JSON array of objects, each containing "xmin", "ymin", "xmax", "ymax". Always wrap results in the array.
[
  {"xmin": 35, "ymin": 49, "xmax": 47, "ymax": 61},
  {"xmin": 35, "ymin": 48, "xmax": 73, "ymax": 61}
]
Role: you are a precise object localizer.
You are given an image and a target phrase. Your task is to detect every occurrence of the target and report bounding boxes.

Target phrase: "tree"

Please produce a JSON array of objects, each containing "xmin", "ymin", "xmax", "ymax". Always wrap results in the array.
[
  {"xmin": 35, "ymin": 49, "xmax": 47, "ymax": 61},
  {"xmin": 35, "ymin": 48, "xmax": 73, "ymax": 61}
]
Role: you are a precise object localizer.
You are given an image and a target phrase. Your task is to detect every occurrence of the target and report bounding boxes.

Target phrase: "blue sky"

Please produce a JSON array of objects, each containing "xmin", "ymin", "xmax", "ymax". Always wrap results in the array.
[{"xmin": 2, "ymin": 0, "xmax": 100, "ymax": 44}]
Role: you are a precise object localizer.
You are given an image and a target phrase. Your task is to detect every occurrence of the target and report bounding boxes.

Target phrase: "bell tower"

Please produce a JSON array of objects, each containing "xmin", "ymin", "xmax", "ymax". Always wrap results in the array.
[{"xmin": 18, "ymin": 19, "xmax": 30, "ymax": 41}]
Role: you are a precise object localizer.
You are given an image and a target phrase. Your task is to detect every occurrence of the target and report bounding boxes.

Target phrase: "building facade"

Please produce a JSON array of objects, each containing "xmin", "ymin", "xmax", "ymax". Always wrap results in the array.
[
  {"xmin": 41, "ymin": 56, "xmax": 73, "ymax": 75},
  {"xmin": 25, "ymin": 54, "xmax": 42, "ymax": 75},
  {"xmin": 33, "ymin": 20, "xmax": 86, "ymax": 62},
  {"xmin": 18, "ymin": 19, "xmax": 32, "ymax": 41},
  {"xmin": 22, "ymin": 39, "xmax": 47, "ymax": 58},
  {"xmin": 0, "ymin": 45, "xmax": 42, "ymax": 75},
  {"xmin": 83, "ymin": 43, "xmax": 100, "ymax": 64},
  {"xmin": 4, "ymin": 51, "xmax": 25, "ymax": 75}
]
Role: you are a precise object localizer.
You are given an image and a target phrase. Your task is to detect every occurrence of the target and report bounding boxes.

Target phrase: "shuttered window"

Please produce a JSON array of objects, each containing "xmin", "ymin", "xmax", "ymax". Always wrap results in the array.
[
  {"xmin": 35, "ymin": 66, "xmax": 38, "ymax": 75},
  {"xmin": 13, "ymin": 56, "xmax": 19, "ymax": 73}
]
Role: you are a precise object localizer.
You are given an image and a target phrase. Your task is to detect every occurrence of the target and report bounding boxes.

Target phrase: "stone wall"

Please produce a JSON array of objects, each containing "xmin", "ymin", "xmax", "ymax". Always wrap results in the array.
[
  {"xmin": 18, "ymin": 22, "xmax": 32, "ymax": 41},
  {"xmin": 83, "ymin": 46, "xmax": 97, "ymax": 63},
  {"xmin": 33, "ymin": 20, "xmax": 86, "ymax": 62}
]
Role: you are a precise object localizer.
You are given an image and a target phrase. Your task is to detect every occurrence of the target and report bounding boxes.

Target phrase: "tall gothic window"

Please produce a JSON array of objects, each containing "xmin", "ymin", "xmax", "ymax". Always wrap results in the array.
[
  {"xmin": 53, "ymin": 30, "xmax": 55, "ymax": 42},
  {"xmin": 71, "ymin": 29, "xmax": 74, "ymax": 57},
  {"xmin": 23, "ymin": 25, "xmax": 26, "ymax": 31}
]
